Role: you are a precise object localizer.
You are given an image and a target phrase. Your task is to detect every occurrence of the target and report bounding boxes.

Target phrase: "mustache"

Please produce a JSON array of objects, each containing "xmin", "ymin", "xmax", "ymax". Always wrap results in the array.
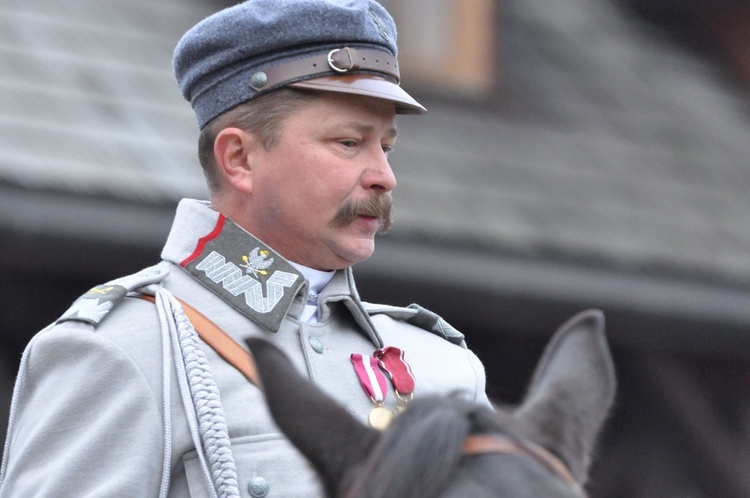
[{"xmin": 331, "ymin": 195, "xmax": 393, "ymax": 234}]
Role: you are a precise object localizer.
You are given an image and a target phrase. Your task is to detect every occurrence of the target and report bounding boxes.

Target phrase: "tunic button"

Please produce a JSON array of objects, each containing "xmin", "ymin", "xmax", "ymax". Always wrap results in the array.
[
  {"xmin": 309, "ymin": 336, "xmax": 324, "ymax": 354},
  {"xmin": 248, "ymin": 475, "xmax": 269, "ymax": 497}
]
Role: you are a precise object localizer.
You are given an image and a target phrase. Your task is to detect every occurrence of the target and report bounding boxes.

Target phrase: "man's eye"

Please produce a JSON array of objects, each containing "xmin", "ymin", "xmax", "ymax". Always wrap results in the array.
[
  {"xmin": 382, "ymin": 145, "xmax": 395, "ymax": 155},
  {"xmin": 339, "ymin": 140, "xmax": 358, "ymax": 148}
]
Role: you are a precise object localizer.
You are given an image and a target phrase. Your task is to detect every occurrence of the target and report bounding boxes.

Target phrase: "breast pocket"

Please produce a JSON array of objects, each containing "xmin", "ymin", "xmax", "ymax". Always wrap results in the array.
[{"xmin": 183, "ymin": 433, "xmax": 324, "ymax": 497}]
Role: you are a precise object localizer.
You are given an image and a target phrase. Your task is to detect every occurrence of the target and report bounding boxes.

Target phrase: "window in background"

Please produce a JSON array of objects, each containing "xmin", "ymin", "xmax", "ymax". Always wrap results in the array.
[{"xmin": 381, "ymin": 0, "xmax": 499, "ymax": 98}]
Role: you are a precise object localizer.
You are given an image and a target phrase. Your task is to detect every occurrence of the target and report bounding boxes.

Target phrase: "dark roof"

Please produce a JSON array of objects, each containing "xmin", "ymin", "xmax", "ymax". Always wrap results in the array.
[{"xmin": 0, "ymin": 0, "xmax": 209, "ymax": 202}]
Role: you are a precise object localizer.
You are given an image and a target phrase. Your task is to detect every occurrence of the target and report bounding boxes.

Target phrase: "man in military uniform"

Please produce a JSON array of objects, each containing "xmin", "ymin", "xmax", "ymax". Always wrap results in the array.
[{"xmin": 0, "ymin": 1, "xmax": 489, "ymax": 496}]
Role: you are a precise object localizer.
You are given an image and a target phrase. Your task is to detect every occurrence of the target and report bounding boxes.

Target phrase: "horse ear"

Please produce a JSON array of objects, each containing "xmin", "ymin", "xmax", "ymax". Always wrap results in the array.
[
  {"xmin": 515, "ymin": 309, "xmax": 616, "ymax": 486},
  {"xmin": 246, "ymin": 338, "xmax": 379, "ymax": 496}
]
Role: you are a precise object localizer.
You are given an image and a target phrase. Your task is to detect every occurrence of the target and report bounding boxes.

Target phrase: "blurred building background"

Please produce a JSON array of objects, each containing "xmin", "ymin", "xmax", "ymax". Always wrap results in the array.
[{"xmin": 2, "ymin": 0, "xmax": 750, "ymax": 495}]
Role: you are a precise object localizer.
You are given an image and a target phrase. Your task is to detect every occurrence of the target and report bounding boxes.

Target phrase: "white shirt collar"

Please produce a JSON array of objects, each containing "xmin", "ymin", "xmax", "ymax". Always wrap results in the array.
[{"xmin": 289, "ymin": 262, "xmax": 336, "ymax": 323}]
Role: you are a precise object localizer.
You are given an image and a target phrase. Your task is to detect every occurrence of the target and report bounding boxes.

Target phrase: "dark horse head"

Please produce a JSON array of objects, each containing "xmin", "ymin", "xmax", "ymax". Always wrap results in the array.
[{"xmin": 246, "ymin": 309, "xmax": 616, "ymax": 497}]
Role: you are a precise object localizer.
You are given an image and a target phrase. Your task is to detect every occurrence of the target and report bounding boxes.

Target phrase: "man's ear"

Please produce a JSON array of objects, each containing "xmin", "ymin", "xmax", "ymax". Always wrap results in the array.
[{"xmin": 213, "ymin": 127, "xmax": 258, "ymax": 194}]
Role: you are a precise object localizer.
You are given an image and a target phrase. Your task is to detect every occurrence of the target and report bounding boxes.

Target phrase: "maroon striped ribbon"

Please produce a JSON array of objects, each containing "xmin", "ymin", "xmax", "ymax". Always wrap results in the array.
[
  {"xmin": 350, "ymin": 353, "xmax": 388, "ymax": 403},
  {"xmin": 374, "ymin": 346, "xmax": 415, "ymax": 396}
]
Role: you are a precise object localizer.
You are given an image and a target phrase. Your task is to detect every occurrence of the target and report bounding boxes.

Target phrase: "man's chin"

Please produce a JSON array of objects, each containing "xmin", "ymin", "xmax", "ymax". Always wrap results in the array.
[{"xmin": 333, "ymin": 240, "xmax": 376, "ymax": 268}]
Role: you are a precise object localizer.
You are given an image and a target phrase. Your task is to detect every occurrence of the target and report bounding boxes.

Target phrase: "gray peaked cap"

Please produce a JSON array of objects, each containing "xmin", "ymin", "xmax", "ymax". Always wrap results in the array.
[{"xmin": 173, "ymin": 0, "xmax": 426, "ymax": 129}]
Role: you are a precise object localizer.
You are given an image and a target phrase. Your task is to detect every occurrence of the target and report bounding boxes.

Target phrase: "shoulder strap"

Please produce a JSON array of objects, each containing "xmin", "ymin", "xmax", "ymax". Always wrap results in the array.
[
  {"xmin": 58, "ymin": 264, "xmax": 171, "ymax": 327},
  {"xmin": 139, "ymin": 294, "xmax": 261, "ymax": 388},
  {"xmin": 362, "ymin": 302, "xmax": 467, "ymax": 348}
]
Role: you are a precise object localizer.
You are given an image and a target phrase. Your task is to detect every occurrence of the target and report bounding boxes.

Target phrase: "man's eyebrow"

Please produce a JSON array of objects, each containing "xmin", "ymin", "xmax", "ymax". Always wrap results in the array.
[{"xmin": 341, "ymin": 122, "xmax": 399, "ymax": 138}]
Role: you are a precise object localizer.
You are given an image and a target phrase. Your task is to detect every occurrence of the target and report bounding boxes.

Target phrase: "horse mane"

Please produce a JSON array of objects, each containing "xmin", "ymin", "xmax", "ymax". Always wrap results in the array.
[{"xmin": 340, "ymin": 394, "xmax": 515, "ymax": 497}]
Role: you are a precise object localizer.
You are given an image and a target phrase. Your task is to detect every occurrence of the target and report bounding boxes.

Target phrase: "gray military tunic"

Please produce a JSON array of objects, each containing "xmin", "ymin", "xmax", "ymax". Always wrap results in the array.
[{"xmin": 0, "ymin": 199, "xmax": 489, "ymax": 497}]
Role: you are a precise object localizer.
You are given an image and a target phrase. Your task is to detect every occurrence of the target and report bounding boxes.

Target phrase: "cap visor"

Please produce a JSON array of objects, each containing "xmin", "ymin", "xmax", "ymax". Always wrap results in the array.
[{"xmin": 289, "ymin": 74, "xmax": 426, "ymax": 115}]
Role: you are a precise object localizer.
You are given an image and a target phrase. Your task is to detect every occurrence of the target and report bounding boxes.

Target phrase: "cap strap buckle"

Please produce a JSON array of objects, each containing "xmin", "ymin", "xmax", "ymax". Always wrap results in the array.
[{"xmin": 327, "ymin": 48, "xmax": 354, "ymax": 73}]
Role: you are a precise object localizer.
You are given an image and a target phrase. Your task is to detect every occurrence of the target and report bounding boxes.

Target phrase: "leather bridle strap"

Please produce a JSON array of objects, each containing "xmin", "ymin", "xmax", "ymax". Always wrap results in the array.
[
  {"xmin": 138, "ymin": 294, "xmax": 261, "ymax": 388},
  {"xmin": 463, "ymin": 434, "xmax": 584, "ymax": 496}
]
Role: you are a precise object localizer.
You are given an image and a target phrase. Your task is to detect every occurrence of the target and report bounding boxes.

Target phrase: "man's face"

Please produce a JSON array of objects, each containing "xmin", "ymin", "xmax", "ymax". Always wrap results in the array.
[{"xmin": 246, "ymin": 92, "xmax": 398, "ymax": 271}]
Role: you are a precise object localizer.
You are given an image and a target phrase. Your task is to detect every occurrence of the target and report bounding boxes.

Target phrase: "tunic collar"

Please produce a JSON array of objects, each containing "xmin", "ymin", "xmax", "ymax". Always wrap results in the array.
[{"xmin": 162, "ymin": 199, "xmax": 304, "ymax": 332}]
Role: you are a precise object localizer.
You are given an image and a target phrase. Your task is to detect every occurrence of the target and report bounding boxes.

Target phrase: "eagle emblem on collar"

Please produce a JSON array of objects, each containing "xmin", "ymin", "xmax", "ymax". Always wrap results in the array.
[{"xmin": 241, "ymin": 247, "xmax": 274, "ymax": 278}]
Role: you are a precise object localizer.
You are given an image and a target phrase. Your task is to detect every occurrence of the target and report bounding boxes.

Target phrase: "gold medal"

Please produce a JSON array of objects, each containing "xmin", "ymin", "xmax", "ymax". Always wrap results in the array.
[
  {"xmin": 351, "ymin": 349, "xmax": 416, "ymax": 430},
  {"xmin": 368, "ymin": 405, "xmax": 395, "ymax": 430}
]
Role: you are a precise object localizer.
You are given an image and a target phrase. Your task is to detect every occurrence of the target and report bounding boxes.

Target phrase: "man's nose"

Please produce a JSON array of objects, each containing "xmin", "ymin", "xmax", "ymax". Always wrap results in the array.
[{"xmin": 363, "ymin": 148, "xmax": 397, "ymax": 193}]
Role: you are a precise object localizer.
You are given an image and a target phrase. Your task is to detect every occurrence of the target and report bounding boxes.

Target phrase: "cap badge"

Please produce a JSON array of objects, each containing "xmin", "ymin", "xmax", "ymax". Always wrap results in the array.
[{"xmin": 368, "ymin": 7, "xmax": 391, "ymax": 41}]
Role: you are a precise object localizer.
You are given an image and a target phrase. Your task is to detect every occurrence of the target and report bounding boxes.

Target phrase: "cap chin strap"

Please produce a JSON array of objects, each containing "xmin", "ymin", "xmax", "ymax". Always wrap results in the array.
[{"xmin": 248, "ymin": 47, "xmax": 400, "ymax": 92}]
